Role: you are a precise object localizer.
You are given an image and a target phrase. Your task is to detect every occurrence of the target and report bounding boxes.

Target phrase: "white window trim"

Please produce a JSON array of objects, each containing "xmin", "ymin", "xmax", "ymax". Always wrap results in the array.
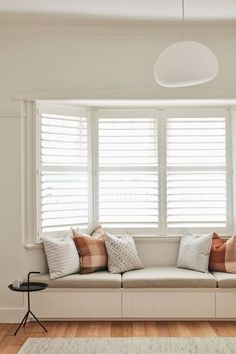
[
  {"xmin": 21, "ymin": 101, "xmax": 38, "ymax": 246},
  {"xmin": 158, "ymin": 109, "xmax": 167, "ymax": 236},
  {"xmin": 22, "ymin": 101, "xmax": 233, "ymax": 246},
  {"xmin": 226, "ymin": 109, "xmax": 233, "ymax": 233}
]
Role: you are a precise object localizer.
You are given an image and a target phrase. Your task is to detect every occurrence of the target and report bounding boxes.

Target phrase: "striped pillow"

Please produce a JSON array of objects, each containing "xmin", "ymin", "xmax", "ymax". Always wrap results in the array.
[
  {"xmin": 72, "ymin": 227, "xmax": 108, "ymax": 274},
  {"xmin": 209, "ymin": 233, "xmax": 236, "ymax": 273}
]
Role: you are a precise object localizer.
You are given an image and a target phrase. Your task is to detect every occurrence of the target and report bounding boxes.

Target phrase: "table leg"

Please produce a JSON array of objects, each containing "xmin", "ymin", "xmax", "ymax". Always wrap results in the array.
[
  {"xmin": 14, "ymin": 311, "xmax": 29, "ymax": 336},
  {"xmin": 23, "ymin": 311, "xmax": 29, "ymax": 327},
  {"xmin": 29, "ymin": 310, "xmax": 47, "ymax": 333}
]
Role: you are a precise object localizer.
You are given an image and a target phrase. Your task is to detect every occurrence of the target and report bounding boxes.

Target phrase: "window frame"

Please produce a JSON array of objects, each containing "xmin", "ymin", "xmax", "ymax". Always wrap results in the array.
[{"xmin": 22, "ymin": 101, "xmax": 233, "ymax": 245}]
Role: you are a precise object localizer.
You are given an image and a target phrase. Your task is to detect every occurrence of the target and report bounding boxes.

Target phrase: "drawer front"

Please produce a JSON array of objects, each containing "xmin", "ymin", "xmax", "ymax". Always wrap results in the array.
[
  {"xmin": 31, "ymin": 291, "xmax": 121, "ymax": 318},
  {"xmin": 216, "ymin": 293, "xmax": 236, "ymax": 318},
  {"xmin": 122, "ymin": 291, "xmax": 215, "ymax": 318}
]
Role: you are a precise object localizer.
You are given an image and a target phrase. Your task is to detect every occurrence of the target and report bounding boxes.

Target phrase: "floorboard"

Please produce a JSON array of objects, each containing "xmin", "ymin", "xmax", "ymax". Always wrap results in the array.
[{"xmin": 0, "ymin": 321, "xmax": 236, "ymax": 354}]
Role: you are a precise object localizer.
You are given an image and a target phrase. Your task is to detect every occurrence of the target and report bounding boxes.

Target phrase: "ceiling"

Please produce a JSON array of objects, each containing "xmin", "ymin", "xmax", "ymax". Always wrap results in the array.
[{"xmin": 0, "ymin": 0, "xmax": 236, "ymax": 25}]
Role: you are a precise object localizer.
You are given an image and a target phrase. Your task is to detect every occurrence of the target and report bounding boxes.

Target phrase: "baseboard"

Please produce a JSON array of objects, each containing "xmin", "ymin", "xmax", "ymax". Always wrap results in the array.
[
  {"xmin": 1, "ymin": 310, "xmax": 236, "ymax": 323},
  {"xmin": 0, "ymin": 307, "xmax": 26, "ymax": 323}
]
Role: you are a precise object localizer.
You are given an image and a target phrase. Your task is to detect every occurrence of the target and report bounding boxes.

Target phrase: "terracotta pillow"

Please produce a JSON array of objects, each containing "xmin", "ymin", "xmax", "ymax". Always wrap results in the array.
[
  {"xmin": 72, "ymin": 227, "xmax": 108, "ymax": 274},
  {"xmin": 209, "ymin": 232, "xmax": 236, "ymax": 273}
]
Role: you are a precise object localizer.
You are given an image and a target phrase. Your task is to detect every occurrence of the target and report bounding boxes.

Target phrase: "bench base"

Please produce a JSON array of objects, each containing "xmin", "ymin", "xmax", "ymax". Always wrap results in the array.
[{"xmin": 29, "ymin": 288, "xmax": 236, "ymax": 320}]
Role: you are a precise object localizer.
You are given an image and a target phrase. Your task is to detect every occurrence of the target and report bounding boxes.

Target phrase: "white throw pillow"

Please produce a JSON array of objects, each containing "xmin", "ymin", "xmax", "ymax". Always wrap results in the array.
[
  {"xmin": 105, "ymin": 233, "xmax": 144, "ymax": 274},
  {"xmin": 42, "ymin": 236, "xmax": 80, "ymax": 279},
  {"xmin": 177, "ymin": 230, "xmax": 213, "ymax": 273}
]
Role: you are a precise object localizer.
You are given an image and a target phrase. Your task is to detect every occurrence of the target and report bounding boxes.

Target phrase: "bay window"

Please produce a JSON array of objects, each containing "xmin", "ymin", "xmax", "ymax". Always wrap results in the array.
[{"xmin": 33, "ymin": 102, "xmax": 231, "ymax": 239}]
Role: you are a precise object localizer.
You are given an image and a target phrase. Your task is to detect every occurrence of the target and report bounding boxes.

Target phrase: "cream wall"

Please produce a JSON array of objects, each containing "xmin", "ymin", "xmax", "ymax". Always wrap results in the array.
[{"xmin": 0, "ymin": 26, "xmax": 236, "ymax": 322}]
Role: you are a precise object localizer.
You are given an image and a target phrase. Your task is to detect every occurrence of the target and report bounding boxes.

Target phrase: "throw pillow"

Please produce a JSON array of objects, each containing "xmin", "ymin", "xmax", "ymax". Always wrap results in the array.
[
  {"xmin": 42, "ymin": 236, "xmax": 80, "ymax": 280},
  {"xmin": 209, "ymin": 233, "xmax": 236, "ymax": 273},
  {"xmin": 105, "ymin": 233, "xmax": 144, "ymax": 274},
  {"xmin": 177, "ymin": 230, "xmax": 213, "ymax": 273},
  {"xmin": 90, "ymin": 224, "xmax": 106, "ymax": 239},
  {"xmin": 72, "ymin": 228, "xmax": 108, "ymax": 274}
]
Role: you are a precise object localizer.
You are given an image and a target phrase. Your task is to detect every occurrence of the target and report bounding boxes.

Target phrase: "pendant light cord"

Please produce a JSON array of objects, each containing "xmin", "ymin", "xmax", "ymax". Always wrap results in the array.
[{"xmin": 182, "ymin": 0, "xmax": 185, "ymax": 40}]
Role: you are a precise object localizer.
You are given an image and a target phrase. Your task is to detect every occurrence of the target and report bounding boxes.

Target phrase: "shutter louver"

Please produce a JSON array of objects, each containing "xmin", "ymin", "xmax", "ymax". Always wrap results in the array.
[
  {"xmin": 98, "ymin": 111, "xmax": 158, "ymax": 230},
  {"xmin": 39, "ymin": 105, "xmax": 88, "ymax": 234},
  {"xmin": 167, "ymin": 112, "xmax": 227, "ymax": 230}
]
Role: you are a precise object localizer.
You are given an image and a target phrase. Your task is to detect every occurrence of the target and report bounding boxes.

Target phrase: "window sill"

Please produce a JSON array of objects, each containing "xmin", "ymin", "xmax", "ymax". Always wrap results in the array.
[
  {"xmin": 23, "ymin": 236, "xmax": 182, "ymax": 250},
  {"xmin": 24, "ymin": 234, "xmax": 232, "ymax": 250},
  {"xmin": 24, "ymin": 243, "xmax": 43, "ymax": 250}
]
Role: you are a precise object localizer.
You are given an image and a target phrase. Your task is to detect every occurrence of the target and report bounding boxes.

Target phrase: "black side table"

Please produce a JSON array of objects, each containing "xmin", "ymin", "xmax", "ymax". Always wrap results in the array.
[{"xmin": 8, "ymin": 272, "xmax": 48, "ymax": 335}]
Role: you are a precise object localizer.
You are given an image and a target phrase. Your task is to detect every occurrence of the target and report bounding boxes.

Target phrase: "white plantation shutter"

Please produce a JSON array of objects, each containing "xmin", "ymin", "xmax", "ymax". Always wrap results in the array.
[
  {"xmin": 38, "ymin": 104, "xmax": 89, "ymax": 236},
  {"xmin": 97, "ymin": 110, "xmax": 159, "ymax": 232},
  {"xmin": 34, "ymin": 102, "xmax": 231, "ymax": 240},
  {"xmin": 166, "ymin": 110, "xmax": 228, "ymax": 232}
]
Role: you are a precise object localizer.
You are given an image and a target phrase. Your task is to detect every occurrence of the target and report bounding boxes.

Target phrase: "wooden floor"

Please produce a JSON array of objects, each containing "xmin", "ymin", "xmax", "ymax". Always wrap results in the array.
[{"xmin": 1, "ymin": 321, "xmax": 236, "ymax": 354}]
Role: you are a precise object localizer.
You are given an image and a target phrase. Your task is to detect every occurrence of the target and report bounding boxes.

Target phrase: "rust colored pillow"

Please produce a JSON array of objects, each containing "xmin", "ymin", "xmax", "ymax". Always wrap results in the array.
[
  {"xmin": 209, "ymin": 232, "xmax": 236, "ymax": 273},
  {"xmin": 72, "ymin": 227, "xmax": 108, "ymax": 274}
]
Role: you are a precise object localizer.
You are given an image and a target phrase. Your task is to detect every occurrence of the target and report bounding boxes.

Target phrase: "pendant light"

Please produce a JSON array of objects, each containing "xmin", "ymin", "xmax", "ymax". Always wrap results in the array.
[{"xmin": 153, "ymin": 0, "xmax": 219, "ymax": 88}]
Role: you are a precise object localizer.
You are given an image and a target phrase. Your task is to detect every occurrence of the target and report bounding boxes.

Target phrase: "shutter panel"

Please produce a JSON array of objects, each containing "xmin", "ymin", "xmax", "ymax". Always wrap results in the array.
[
  {"xmin": 97, "ymin": 110, "xmax": 158, "ymax": 231},
  {"xmin": 38, "ymin": 104, "xmax": 88, "ymax": 235},
  {"xmin": 166, "ymin": 111, "xmax": 227, "ymax": 231}
]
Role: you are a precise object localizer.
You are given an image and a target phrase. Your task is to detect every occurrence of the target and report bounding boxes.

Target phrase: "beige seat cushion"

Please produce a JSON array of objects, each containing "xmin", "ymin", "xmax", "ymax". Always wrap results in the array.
[
  {"xmin": 122, "ymin": 267, "xmax": 217, "ymax": 288},
  {"xmin": 30, "ymin": 271, "xmax": 121, "ymax": 288},
  {"xmin": 212, "ymin": 272, "xmax": 236, "ymax": 288}
]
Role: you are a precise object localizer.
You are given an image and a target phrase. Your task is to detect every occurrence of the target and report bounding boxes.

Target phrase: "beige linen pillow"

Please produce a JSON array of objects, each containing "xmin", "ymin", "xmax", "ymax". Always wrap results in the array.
[
  {"xmin": 42, "ymin": 236, "xmax": 80, "ymax": 279},
  {"xmin": 177, "ymin": 230, "xmax": 213, "ymax": 273}
]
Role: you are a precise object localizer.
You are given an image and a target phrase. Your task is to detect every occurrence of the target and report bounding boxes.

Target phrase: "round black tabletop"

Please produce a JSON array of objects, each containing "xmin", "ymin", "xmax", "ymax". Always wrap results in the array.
[{"xmin": 8, "ymin": 282, "xmax": 48, "ymax": 292}]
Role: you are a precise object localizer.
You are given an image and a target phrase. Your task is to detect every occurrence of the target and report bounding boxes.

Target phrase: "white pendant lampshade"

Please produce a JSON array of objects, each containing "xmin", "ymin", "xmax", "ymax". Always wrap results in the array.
[
  {"xmin": 154, "ymin": 40, "xmax": 219, "ymax": 88},
  {"xmin": 153, "ymin": 0, "xmax": 219, "ymax": 88}
]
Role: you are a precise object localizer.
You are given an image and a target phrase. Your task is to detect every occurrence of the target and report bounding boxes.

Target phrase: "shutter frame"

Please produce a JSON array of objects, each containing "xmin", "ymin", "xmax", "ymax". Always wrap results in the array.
[
  {"xmin": 97, "ymin": 109, "xmax": 159, "ymax": 234},
  {"xmin": 37, "ymin": 103, "xmax": 89, "ymax": 237},
  {"xmin": 166, "ymin": 109, "xmax": 229, "ymax": 233}
]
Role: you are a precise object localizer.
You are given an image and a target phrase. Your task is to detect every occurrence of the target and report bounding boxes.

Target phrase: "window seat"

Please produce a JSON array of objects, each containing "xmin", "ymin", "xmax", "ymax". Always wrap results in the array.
[
  {"xmin": 28, "ymin": 267, "xmax": 236, "ymax": 320},
  {"xmin": 31, "ymin": 267, "xmax": 236, "ymax": 289}
]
